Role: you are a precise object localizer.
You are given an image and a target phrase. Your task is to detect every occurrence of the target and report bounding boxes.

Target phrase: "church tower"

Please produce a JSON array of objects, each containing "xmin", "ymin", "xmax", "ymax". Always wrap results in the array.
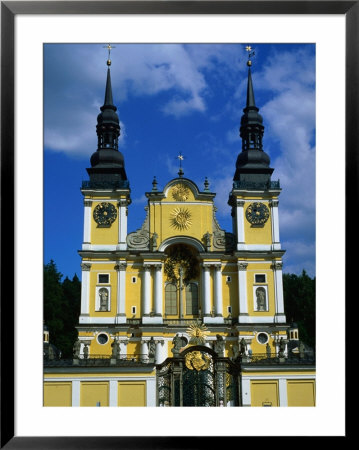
[{"xmin": 77, "ymin": 47, "xmax": 131, "ymax": 356}]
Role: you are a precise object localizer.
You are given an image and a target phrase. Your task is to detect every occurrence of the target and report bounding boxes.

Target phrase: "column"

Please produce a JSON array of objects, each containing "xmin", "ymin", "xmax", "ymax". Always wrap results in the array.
[
  {"xmin": 115, "ymin": 262, "xmax": 127, "ymax": 324},
  {"xmin": 236, "ymin": 200, "xmax": 245, "ymax": 250},
  {"xmin": 79, "ymin": 263, "xmax": 91, "ymax": 321},
  {"xmin": 154, "ymin": 264, "xmax": 163, "ymax": 317},
  {"xmin": 273, "ymin": 261, "xmax": 286, "ymax": 323},
  {"xmin": 241, "ymin": 378, "xmax": 251, "ymax": 406},
  {"xmin": 142, "ymin": 265, "xmax": 151, "ymax": 317},
  {"xmin": 82, "ymin": 200, "xmax": 92, "ymax": 249},
  {"xmin": 237, "ymin": 262, "xmax": 249, "ymax": 323},
  {"xmin": 202, "ymin": 265, "xmax": 211, "ymax": 316},
  {"xmin": 270, "ymin": 200, "xmax": 281, "ymax": 250},
  {"xmin": 117, "ymin": 199, "xmax": 128, "ymax": 251},
  {"xmin": 214, "ymin": 264, "xmax": 223, "ymax": 317},
  {"xmin": 155, "ymin": 340, "xmax": 166, "ymax": 364},
  {"xmin": 141, "ymin": 340, "xmax": 149, "ymax": 362},
  {"xmin": 119, "ymin": 338, "xmax": 128, "ymax": 359}
]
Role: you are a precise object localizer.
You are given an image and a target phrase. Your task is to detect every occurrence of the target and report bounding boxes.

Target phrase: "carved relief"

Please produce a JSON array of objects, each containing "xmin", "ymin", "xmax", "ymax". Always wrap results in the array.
[
  {"xmin": 212, "ymin": 211, "xmax": 235, "ymax": 251},
  {"xmin": 126, "ymin": 208, "xmax": 150, "ymax": 250}
]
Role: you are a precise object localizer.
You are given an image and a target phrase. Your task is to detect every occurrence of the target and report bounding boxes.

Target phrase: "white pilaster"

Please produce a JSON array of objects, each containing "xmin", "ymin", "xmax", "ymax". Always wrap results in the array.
[
  {"xmin": 115, "ymin": 262, "xmax": 127, "ymax": 324},
  {"xmin": 83, "ymin": 200, "xmax": 92, "ymax": 244},
  {"xmin": 117, "ymin": 199, "xmax": 128, "ymax": 250},
  {"xmin": 142, "ymin": 265, "xmax": 151, "ymax": 317},
  {"xmin": 155, "ymin": 340, "xmax": 166, "ymax": 364},
  {"xmin": 109, "ymin": 380, "xmax": 118, "ymax": 407},
  {"xmin": 154, "ymin": 264, "xmax": 163, "ymax": 317},
  {"xmin": 270, "ymin": 200, "xmax": 281, "ymax": 250},
  {"xmin": 273, "ymin": 261, "xmax": 286, "ymax": 323},
  {"xmin": 241, "ymin": 378, "xmax": 251, "ymax": 406},
  {"xmin": 237, "ymin": 262, "xmax": 249, "ymax": 322},
  {"xmin": 278, "ymin": 378, "xmax": 288, "ymax": 406},
  {"xmin": 202, "ymin": 265, "xmax": 211, "ymax": 316},
  {"xmin": 146, "ymin": 378, "xmax": 157, "ymax": 407},
  {"xmin": 236, "ymin": 200, "xmax": 246, "ymax": 250},
  {"xmin": 214, "ymin": 264, "xmax": 223, "ymax": 317},
  {"xmin": 71, "ymin": 380, "xmax": 80, "ymax": 407},
  {"xmin": 79, "ymin": 263, "xmax": 91, "ymax": 321},
  {"xmin": 119, "ymin": 338, "xmax": 128, "ymax": 358}
]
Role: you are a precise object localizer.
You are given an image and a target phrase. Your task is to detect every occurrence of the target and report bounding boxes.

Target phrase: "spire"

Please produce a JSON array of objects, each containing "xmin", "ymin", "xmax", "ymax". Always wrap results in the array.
[
  {"xmin": 233, "ymin": 46, "xmax": 273, "ymax": 186},
  {"xmin": 102, "ymin": 67, "xmax": 115, "ymax": 109},
  {"xmin": 86, "ymin": 45, "xmax": 128, "ymax": 187}
]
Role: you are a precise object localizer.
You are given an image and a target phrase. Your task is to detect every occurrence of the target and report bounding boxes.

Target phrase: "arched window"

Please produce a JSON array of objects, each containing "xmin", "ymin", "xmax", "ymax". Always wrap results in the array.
[
  {"xmin": 186, "ymin": 283, "xmax": 199, "ymax": 316},
  {"xmin": 165, "ymin": 283, "xmax": 177, "ymax": 315}
]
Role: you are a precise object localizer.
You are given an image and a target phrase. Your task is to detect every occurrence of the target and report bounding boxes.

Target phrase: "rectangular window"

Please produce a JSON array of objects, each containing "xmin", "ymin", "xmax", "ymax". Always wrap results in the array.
[
  {"xmin": 165, "ymin": 283, "xmax": 177, "ymax": 315},
  {"xmin": 227, "ymin": 306, "xmax": 232, "ymax": 314},
  {"xmin": 131, "ymin": 277, "xmax": 137, "ymax": 283},
  {"xmin": 98, "ymin": 274, "xmax": 109, "ymax": 284},
  {"xmin": 226, "ymin": 276, "xmax": 232, "ymax": 282},
  {"xmin": 255, "ymin": 274, "xmax": 266, "ymax": 283},
  {"xmin": 131, "ymin": 306, "xmax": 136, "ymax": 315}
]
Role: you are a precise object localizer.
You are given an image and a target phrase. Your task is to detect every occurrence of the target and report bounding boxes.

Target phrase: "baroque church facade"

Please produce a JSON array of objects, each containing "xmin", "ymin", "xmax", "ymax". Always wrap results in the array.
[{"xmin": 44, "ymin": 49, "xmax": 315, "ymax": 407}]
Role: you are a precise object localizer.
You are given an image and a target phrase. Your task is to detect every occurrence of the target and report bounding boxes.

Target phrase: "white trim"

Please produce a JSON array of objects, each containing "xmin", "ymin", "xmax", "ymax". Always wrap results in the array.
[
  {"xmin": 83, "ymin": 202, "xmax": 92, "ymax": 244},
  {"xmin": 236, "ymin": 201, "xmax": 245, "ymax": 246},
  {"xmin": 158, "ymin": 236, "xmax": 205, "ymax": 252},
  {"xmin": 238, "ymin": 316, "xmax": 278, "ymax": 324},
  {"xmin": 150, "ymin": 201, "xmax": 214, "ymax": 207},
  {"xmin": 79, "ymin": 317, "xmax": 118, "ymax": 324},
  {"xmin": 71, "ymin": 380, "xmax": 80, "ymax": 407},
  {"xmin": 109, "ymin": 380, "xmax": 118, "ymax": 407},
  {"xmin": 202, "ymin": 265, "xmax": 211, "ymax": 316},
  {"xmin": 238, "ymin": 263, "xmax": 248, "ymax": 316},
  {"xmin": 241, "ymin": 378, "xmax": 251, "ymax": 406},
  {"xmin": 44, "ymin": 376, "xmax": 157, "ymax": 383},
  {"xmin": 146, "ymin": 378, "xmax": 156, "ymax": 407},
  {"xmin": 80, "ymin": 268, "xmax": 90, "ymax": 315},
  {"xmin": 241, "ymin": 375, "xmax": 316, "ymax": 381},
  {"xmin": 82, "ymin": 244, "xmax": 118, "ymax": 251},
  {"xmin": 270, "ymin": 201, "xmax": 281, "ymax": 248},
  {"xmin": 237, "ymin": 244, "xmax": 273, "ymax": 251},
  {"xmin": 97, "ymin": 273, "xmax": 110, "ymax": 284},
  {"xmin": 154, "ymin": 264, "xmax": 163, "ymax": 316},
  {"xmin": 278, "ymin": 378, "xmax": 288, "ymax": 407},
  {"xmin": 214, "ymin": 265, "xmax": 223, "ymax": 317},
  {"xmin": 142, "ymin": 265, "xmax": 151, "ymax": 316},
  {"xmin": 118, "ymin": 204, "xmax": 127, "ymax": 250},
  {"xmin": 254, "ymin": 273, "xmax": 267, "ymax": 283}
]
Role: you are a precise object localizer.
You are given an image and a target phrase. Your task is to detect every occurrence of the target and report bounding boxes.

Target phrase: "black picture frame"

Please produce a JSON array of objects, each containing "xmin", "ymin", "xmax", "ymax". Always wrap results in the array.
[{"xmin": 1, "ymin": 1, "xmax": 352, "ymax": 447}]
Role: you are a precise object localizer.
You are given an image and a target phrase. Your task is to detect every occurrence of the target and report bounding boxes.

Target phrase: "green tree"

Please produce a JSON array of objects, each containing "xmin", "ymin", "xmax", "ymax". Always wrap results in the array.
[
  {"xmin": 44, "ymin": 261, "xmax": 81, "ymax": 358},
  {"xmin": 283, "ymin": 270, "xmax": 316, "ymax": 349}
]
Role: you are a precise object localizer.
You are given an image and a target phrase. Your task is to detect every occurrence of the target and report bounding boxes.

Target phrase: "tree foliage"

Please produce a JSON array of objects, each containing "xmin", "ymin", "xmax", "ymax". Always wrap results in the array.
[
  {"xmin": 283, "ymin": 270, "xmax": 316, "ymax": 349},
  {"xmin": 44, "ymin": 260, "xmax": 81, "ymax": 358}
]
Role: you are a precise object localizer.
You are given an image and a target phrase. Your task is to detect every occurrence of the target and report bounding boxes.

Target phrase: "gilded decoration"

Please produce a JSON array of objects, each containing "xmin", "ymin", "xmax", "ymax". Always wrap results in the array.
[
  {"xmin": 187, "ymin": 322, "xmax": 209, "ymax": 345},
  {"xmin": 164, "ymin": 246, "xmax": 198, "ymax": 284},
  {"xmin": 172, "ymin": 184, "xmax": 190, "ymax": 202},
  {"xmin": 170, "ymin": 207, "xmax": 192, "ymax": 231},
  {"xmin": 185, "ymin": 351, "xmax": 211, "ymax": 371}
]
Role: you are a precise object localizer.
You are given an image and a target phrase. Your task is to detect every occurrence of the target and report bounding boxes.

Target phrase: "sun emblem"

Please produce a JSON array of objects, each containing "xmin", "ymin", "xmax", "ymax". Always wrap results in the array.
[
  {"xmin": 187, "ymin": 322, "xmax": 209, "ymax": 345},
  {"xmin": 172, "ymin": 184, "xmax": 190, "ymax": 202},
  {"xmin": 170, "ymin": 207, "xmax": 192, "ymax": 231}
]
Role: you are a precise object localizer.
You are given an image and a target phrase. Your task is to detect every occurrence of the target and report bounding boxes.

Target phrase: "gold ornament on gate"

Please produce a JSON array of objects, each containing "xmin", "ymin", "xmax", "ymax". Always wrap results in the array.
[{"xmin": 185, "ymin": 351, "xmax": 211, "ymax": 371}]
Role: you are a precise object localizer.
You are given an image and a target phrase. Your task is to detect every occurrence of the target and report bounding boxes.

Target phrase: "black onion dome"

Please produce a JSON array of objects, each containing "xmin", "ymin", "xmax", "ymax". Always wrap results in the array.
[{"xmin": 90, "ymin": 148, "xmax": 124, "ymax": 168}]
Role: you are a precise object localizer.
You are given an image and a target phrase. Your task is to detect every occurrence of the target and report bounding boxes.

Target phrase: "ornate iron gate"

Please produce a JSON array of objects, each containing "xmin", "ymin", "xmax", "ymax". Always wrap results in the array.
[{"xmin": 156, "ymin": 345, "xmax": 240, "ymax": 407}]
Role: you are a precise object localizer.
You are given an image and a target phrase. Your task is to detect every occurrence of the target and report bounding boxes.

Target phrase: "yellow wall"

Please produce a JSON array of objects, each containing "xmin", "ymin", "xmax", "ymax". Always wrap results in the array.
[
  {"xmin": 118, "ymin": 381, "xmax": 146, "ymax": 407},
  {"xmin": 287, "ymin": 380, "xmax": 315, "ymax": 406},
  {"xmin": 43, "ymin": 382, "xmax": 72, "ymax": 407},
  {"xmin": 251, "ymin": 380, "xmax": 279, "ymax": 407},
  {"xmin": 243, "ymin": 202, "xmax": 272, "ymax": 245},
  {"xmin": 80, "ymin": 381, "xmax": 109, "ymax": 407},
  {"xmin": 91, "ymin": 201, "xmax": 119, "ymax": 245}
]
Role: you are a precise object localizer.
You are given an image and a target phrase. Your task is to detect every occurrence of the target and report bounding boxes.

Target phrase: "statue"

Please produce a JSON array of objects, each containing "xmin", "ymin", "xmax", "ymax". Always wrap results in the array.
[
  {"xmin": 99, "ymin": 288, "xmax": 108, "ymax": 311},
  {"xmin": 299, "ymin": 341, "xmax": 305, "ymax": 358},
  {"xmin": 73, "ymin": 340, "xmax": 81, "ymax": 359},
  {"xmin": 111, "ymin": 339, "xmax": 120, "ymax": 359},
  {"xmin": 240, "ymin": 338, "xmax": 247, "ymax": 355},
  {"xmin": 148, "ymin": 337, "xmax": 156, "ymax": 358},
  {"xmin": 171, "ymin": 334, "xmax": 183, "ymax": 356},
  {"xmin": 213, "ymin": 334, "xmax": 225, "ymax": 356},
  {"xmin": 231, "ymin": 342, "xmax": 239, "ymax": 359},
  {"xmin": 278, "ymin": 337, "xmax": 285, "ymax": 358},
  {"xmin": 256, "ymin": 287, "xmax": 266, "ymax": 311},
  {"xmin": 203, "ymin": 232, "xmax": 212, "ymax": 251},
  {"xmin": 83, "ymin": 342, "xmax": 89, "ymax": 359},
  {"xmin": 151, "ymin": 232, "xmax": 158, "ymax": 251},
  {"xmin": 266, "ymin": 342, "xmax": 271, "ymax": 357}
]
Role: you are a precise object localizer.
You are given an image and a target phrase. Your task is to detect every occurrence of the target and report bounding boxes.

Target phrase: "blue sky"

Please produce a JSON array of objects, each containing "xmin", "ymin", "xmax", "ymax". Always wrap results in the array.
[{"xmin": 44, "ymin": 43, "xmax": 315, "ymax": 280}]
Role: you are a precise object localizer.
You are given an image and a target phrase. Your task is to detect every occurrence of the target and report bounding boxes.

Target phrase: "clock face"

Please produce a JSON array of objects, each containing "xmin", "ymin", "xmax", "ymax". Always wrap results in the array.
[
  {"xmin": 246, "ymin": 202, "xmax": 269, "ymax": 225},
  {"xmin": 93, "ymin": 202, "xmax": 117, "ymax": 227}
]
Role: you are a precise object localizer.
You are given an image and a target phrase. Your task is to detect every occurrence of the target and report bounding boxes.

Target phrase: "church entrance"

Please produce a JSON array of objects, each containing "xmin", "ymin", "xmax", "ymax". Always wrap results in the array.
[{"xmin": 156, "ymin": 345, "xmax": 240, "ymax": 407}]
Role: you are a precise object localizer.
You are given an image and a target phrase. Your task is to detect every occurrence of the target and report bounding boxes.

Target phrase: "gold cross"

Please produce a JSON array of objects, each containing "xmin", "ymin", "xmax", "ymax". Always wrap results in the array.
[
  {"xmin": 103, "ymin": 43, "xmax": 116, "ymax": 60},
  {"xmin": 177, "ymin": 153, "xmax": 185, "ymax": 168}
]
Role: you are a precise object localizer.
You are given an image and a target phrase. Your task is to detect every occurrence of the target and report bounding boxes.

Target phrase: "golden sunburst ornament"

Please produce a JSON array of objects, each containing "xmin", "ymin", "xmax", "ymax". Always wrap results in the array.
[
  {"xmin": 187, "ymin": 322, "xmax": 209, "ymax": 345},
  {"xmin": 172, "ymin": 184, "xmax": 190, "ymax": 201},
  {"xmin": 170, "ymin": 207, "xmax": 192, "ymax": 231}
]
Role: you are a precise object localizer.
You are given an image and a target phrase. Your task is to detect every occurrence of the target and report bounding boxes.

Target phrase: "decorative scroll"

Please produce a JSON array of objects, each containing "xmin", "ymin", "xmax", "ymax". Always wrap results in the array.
[{"xmin": 126, "ymin": 208, "xmax": 150, "ymax": 250}]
